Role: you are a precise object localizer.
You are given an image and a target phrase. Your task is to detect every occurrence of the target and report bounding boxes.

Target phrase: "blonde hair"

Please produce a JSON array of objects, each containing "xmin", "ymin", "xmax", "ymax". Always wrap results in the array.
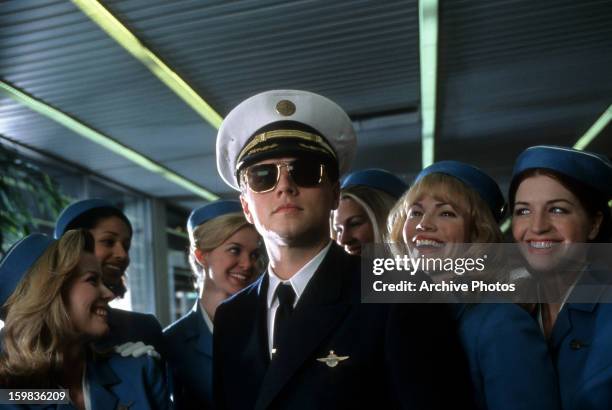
[
  {"xmin": 388, "ymin": 173, "xmax": 502, "ymax": 245},
  {"xmin": 0, "ymin": 229, "xmax": 95, "ymax": 387},
  {"xmin": 189, "ymin": 212, "xmax": 261, "ymax": 289},
  {"xmin": 331, "ymin": 185, "xmax": 398, "ymax": 243}
]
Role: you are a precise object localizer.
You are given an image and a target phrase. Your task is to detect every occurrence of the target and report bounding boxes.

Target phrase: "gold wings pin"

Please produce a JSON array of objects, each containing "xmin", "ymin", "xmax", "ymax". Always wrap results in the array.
[{"xmin": 316, "ymin": 350, "xmax": 349, "ymax": 368}]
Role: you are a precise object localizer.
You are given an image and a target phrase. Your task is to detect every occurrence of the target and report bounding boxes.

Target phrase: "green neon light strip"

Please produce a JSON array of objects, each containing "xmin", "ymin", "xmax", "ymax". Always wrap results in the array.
[
  {"xmin": 573, "ymin": 104, "xmax": 612, "ymax": 150},
  {"xmin": 419, "ymin": 0, "xmax": 438, "ymax": 168},
  {"xmin": 501, "ymin": 104, "xmax": 612, "ymax": 232},
  {"xmin": 72, "ymin": 0, "xmax": 223, "ymax": 130},
  {"xmin": 0, "ymin": 81, "xmax": 219, "ymax": 201}
]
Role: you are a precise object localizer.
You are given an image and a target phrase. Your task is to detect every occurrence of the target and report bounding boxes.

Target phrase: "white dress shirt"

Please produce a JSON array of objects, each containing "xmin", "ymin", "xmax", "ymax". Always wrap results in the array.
[
  {"xmin": 200, "ymin": 304, "xmax": 214, "ymax": 334},
  {"xmin": 266, "ymin": 241, "xmax": 332, "ymax": 356}
]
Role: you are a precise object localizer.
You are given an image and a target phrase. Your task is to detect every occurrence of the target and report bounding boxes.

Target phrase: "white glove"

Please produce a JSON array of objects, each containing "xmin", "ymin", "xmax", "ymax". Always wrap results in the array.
[{"xmin": 114, "ymin": 341, "xmax": 161, "ymax": 359}]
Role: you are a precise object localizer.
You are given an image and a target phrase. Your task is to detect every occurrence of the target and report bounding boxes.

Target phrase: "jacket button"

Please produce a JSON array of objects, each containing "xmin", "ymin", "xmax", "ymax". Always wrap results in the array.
[{"xmin": 570, "ymin": 339, "xmax": 588, "ymax": 350}]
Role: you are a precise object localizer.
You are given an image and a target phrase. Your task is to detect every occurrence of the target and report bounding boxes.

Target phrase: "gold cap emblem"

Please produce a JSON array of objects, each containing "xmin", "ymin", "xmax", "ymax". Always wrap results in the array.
[{"xmin": 276, "ymin": 100, "xmax": 296, "ymax": 116}]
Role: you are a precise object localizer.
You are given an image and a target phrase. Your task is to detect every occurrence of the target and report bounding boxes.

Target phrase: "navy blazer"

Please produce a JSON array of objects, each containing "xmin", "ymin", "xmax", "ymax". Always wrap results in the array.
[
  {"xmin": 3, "ymin": 354, "xmax": 169, "ymax": 409},
  {"xmin": 213, "ymin": 243, "xmax": 474, "ymax": 410},
  {"xmin": 453, "ymin": 303, "xmax": 561, "ymax": 410},
  {"xmin": 97, "ymin": 308, "xmax": 166, "ymax": 358},
  {"xmin": 164, "ymin": 303, "xmax": 213, "ymax": 410},
  {"xmin": 550, "ymin": 267, "xmax": 612, "ymax": 410}
]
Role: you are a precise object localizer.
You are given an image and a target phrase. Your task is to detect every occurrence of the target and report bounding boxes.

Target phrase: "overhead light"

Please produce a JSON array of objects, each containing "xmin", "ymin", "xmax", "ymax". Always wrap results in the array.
[
  {"xmin": 573, "ymin": 104, "xmax": 612, "ymax": 150},
  {"xmin": 1, "ymin": 81, "xmax": 219, "ymax": 202},
  {"xmin": 72, "ymin": 0, "xmax": 223, "ymax": 130},
  {"xmin": 419, "ymin": 0, "xmax": 439, "ymax": 168}
]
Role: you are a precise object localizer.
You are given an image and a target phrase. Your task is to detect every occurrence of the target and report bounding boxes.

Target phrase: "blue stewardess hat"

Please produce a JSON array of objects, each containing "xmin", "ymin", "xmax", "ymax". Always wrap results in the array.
[
  {"xmin": 187, "ymin": 200, "xmax": 244, "ymax": 234},
  {"xmin": 415, "ymin": 161, "xmax": 506, "ymax": 221},
  {"xmin": 511, "ymin": 145, "xmax": 612, "ymax": 199},
  {"xmin": 341, "ymin": 168, "xmax": 409, "ymax": 199},
  {"xmin": 54, "ymin": 198, "xmax": 125, "ymax": 239},
  {"xmin": 0, "ymin": 234, "xmax": 55, "ymax": 309}
]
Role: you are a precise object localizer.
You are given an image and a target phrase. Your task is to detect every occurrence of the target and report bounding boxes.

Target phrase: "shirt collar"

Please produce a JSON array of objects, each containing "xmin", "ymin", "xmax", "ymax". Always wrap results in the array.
[
  {"xmin": 198, "ymin": 304, "xmax": 213, "ymax": 333},
  {"xmin": 267, "ymin": 241, "xmax": 332, "ymax": 308}
]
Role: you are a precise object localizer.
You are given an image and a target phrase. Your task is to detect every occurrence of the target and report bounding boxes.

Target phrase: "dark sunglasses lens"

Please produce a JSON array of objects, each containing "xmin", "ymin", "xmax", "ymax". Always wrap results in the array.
[
  {"xmin": 247, "ymin": 164, "xmax": 278, "ymax": 192},
  {"xmin": 290, "ymin": 160, "xmax": 322, "ymax": 187}
]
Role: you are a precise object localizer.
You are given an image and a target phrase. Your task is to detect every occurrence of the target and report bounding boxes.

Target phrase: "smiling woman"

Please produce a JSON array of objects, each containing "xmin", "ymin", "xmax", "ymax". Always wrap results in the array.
[
  {"xmin": 331, "ymin": 169, "xmax": 408, "ymax": 256},
  {"xmin": 387, "ymin": 160, "xmax": 561, "ymax": 410},
  {"xmin": 509, "ymin": 145, "xmax": 612, "ymax": 410},
  {"xmin": 0, "ymin": 231, "xmax": 168, "ymax": 410},
  {"xmin": 54, "ymin": 199, "xmax": 165, "ymax": 356},
  {"xmin": 163, "ymin": 200, "xmax": 262, "ymax": 410}
]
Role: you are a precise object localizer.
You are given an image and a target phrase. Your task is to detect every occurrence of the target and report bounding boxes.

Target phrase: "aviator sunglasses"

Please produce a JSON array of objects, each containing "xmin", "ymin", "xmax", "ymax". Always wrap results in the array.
[{"xmin": 242, "ymin": 159, "xmax": 326, "ymax": 193}]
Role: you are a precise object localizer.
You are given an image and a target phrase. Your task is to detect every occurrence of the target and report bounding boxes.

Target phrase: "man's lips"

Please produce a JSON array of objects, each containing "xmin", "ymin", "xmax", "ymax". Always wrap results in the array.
[{"xmin": 273, "ymin": 204, "xmax": 303, "ymax": 213}]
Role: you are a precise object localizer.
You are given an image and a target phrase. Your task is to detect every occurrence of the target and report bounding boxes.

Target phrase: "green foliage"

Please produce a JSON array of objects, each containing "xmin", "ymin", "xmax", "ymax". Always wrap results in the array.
[{"xmin": 0, "ymin": 142, "xmax": 69, "ymax": 255}]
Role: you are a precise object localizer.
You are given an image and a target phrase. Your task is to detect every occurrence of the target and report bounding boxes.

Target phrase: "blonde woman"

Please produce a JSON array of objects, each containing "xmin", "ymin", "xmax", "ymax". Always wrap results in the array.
[
  {"xmin": 332, "ymin": 168, "xmax": 407, "ymax": 255},
  {"xmin": 163, "ymin": 200, "xmax": 261, "ymax": 410},
  {"xmin": 0, "ymin": 231, "xmax": 168, "ymax": 409},
  {"xmin": 388, "ymin": 161, "xmax": 560, "ymax": 410}
]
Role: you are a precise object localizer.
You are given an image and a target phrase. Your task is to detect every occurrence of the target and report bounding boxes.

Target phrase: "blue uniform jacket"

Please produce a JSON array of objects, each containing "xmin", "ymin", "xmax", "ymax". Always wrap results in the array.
[
  {"xmin": 163, "ymin": 303, "xmax": 213, "ymax": 410},
  {"xmin": 453, "ymin": 303, "xmax": 561, "ymax": 410},
  {"xmin": 551, "ymin": 267, "xmax": 612, "ymax": 410},
  {"xmin": 97, "ymin": 308, "xmax": 165, "ymax": 358},
  {"xmin": 4, "ymin": 354, "xmax": 169, "ymax": 409}
]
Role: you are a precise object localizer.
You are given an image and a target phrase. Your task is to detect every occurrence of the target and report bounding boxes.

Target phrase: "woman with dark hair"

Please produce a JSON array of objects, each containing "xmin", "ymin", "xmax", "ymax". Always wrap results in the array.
[
  {"xmin": 388, "ymin": 161, "xmax": 560, "ymax": 410},
  {"xmin": 509, "ymin": 145, "xmax": 612, "ymax": 410},
  {"xmin": 0, "ymin": 231, "xmax": 168, "ymax": 409},
  {"xmin": 54, "ymin": 199, "xmax": 164, "ymax": 356},
  {"xmin": 164, "ymin": 200, "xmax": 261, "ymax": 409}
]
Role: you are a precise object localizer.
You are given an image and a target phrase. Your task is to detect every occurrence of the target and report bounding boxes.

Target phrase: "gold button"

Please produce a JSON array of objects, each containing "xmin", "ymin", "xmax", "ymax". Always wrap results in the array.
[{"xmin": 276, "ymin": 100, "xmax": 296, "ymax": 116}]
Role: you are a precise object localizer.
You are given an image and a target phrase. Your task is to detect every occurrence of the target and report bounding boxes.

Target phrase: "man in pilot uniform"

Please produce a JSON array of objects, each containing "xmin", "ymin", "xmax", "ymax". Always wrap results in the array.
[{"xmin": 213, "ymin": 90, "xmax": 472, "ymax": 409}]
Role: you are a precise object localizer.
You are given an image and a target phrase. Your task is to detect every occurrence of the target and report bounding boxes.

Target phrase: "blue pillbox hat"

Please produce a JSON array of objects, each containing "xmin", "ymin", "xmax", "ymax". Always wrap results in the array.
[
  {"xmin": 0, "ymin": 234, "xmax": 54, "ymax": 309},
  {"xmin": 54, "ymin": 199, "xmax": 123, "ymax": 239},
  {"xmin": 187, "ymin": 200, "xmax": 244, "ymax": 234},
  {"xmin": 415, "ymin": 161, "xmax": 506, "ymax": 221},
  {"xmin": 511, "ymin": 145, "xmax": 612, "ymax": 199},
  {"xmin": 341, "ymin": 168, "xmax": 408, "ymax": 199}
]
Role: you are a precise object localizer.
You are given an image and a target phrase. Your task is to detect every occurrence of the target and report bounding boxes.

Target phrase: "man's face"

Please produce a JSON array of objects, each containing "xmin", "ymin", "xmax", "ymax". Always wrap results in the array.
[{"xmin": 240, "ymin": 157, "xmax": 339, "ymax": 247}]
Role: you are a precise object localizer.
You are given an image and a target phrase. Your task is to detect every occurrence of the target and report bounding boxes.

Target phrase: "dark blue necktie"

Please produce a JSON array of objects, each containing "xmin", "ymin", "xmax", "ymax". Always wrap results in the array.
[{"xmin": 273, "ymin": 283, "xmax": 296, "ymax": 355}]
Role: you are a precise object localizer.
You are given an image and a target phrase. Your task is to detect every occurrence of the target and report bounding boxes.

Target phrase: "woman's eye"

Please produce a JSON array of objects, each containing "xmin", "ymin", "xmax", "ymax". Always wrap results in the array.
[
  {"xmin": 550, "ymin": 207, "xmax": 567, "ymax": 214},
  {"xmin": 348, "ymin": 220, "xmax": 364, "ymax": 228},
  {"xmin": 227, "ymin": 247, "xmax": 240, "ymax": 255},
  {"xmin": 408, "ymin": 210, "xmax": 422, "ymax": 218},
  {"xmin": 86, "ymin": 274, "xmax": 99, "ymax": 285},
  {"xmin": 440, "ymin": 211, "xmax": 456, "ymax": 217},
  {"xmin": 100, "ymin": 239, "xmax": 114, "ymax": 247},
  {"xmin": 513, "ymin": 208, "xmax": 530, "ymax": 216}
]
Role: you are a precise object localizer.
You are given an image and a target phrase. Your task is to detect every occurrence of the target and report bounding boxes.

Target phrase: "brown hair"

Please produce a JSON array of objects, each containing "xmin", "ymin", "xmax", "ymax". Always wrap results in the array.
[{"xmin": 510, "ymin": 168, "xmax": 611, "ymax": 242}]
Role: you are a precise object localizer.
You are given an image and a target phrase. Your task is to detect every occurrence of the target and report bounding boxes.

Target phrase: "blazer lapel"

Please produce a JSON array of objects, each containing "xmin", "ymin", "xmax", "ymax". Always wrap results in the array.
[
  {"xmin": 255, "ymin": 245, "xmax": 352, "ymax": 410},
  {"xmin": 241, "ymin": 274, "xmax": 271, "ymax": 388},
  {"xmin": 87, "ymin": 358, "xmax": 120, "ymax": 410},
  {"xmin": 550, "ymin": 266, "xmax": 604, "ymax": 353}
]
